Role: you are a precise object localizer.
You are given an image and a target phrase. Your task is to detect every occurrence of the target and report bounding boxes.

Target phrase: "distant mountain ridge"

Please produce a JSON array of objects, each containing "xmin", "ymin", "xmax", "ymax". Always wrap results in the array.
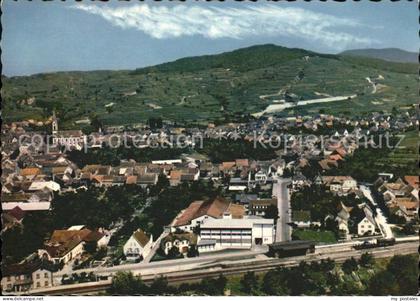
[{"xmin": 340, "ymin": 48, "xmax": 417, "ymax": 64}]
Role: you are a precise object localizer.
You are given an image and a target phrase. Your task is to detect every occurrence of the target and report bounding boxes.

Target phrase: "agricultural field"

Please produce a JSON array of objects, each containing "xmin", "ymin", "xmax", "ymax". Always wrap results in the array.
[
  {"xmin": 2, "ymin": 44, "xmax": 417, "ymax": 127},
  {"xmin": 382, "ymin": 130, "xmax": 419, "ymax": 168}
]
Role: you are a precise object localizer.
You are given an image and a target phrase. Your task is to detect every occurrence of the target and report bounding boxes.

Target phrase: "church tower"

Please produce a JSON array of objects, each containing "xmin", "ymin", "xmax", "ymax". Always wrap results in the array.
[{"xmin": 52, "ymin": 110, "xmax": 58, "ymax": 135}]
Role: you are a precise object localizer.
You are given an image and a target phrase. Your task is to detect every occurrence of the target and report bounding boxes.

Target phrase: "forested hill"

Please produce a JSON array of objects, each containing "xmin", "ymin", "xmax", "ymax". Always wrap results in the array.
[
  {"xmin": 132, "ymin": 44, "xmax": 336, "ymax": 73},
  {"xmin": 2, "ymin": 44, "xmax": 417, "ymax": 127}
]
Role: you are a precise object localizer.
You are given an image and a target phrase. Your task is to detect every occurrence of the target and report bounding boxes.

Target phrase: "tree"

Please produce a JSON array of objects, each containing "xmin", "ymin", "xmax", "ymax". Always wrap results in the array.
[
  {"xmin": 333, "ymin": 280, "xmax": 364, "ymax": 295},
  {"xmin": 262, "ymin": 269, "xmax": 290, "ymax": 295},
  {"xmin": 107, "ymin": 271, "xmax": 149, "ymax": 295},
  {"xmin": 287, "ymin": 266, "xmax": 312, "ymax": 295},
  {"xmin": 106, "ymin": 106, "xmax": 114, "ymax": 114},
  {"xmin": 359, "ymin": 252, "xmax": 374, "ymax": 267},
  {"xmin": 153, "ymin": 174, "xmax": 170, "ymax": 192},
  {"xmin": 367, "ymin": 271, "xmax": 399, "ymax": 295},
  {"xmin": 283, "ymin": 168, "xmax": 293, "ymax": 178},
  {"xmin": 148, "ymin": 117, "xmax": 163, "ymax": 129},
  {"xmin": 199, "ymin": 274, "xmax": 226, "ymax": 295},
  {"xmin": 149, "ymin": 276, "xmax": 170, "ymax": 295},
  {"xmin": 387, "ymin": 255, "xmax": 417, "ymax": 279},
  {"xmin": 187, "ymin": 245, "xmax": 199, "ymax": 258},
  {"xmin": 319, "ymin": 258, "xmax": 335, "ymax": 272},
  {"xmin": 264, "ymin": 205, "xmax": 279, "ymax": 221},
  {"xmin": 240, "ymin": 271, "xmax": 259, "ymax": 294},
  {"xmin": 388, "ymin": 214, "xmax": 406, "ymax": 225},
  {"xmin": 90, "ymin": 114, "xmax": 103, "ymax": 132},
  {"xmin": 387, "ymin": 255, "xmax": 417, "ymax": 295},
  {"xmin": 84, "ymin": 241, "xmax": 97, "ymax": 254},
  {"xmin": 401, "ymin": 222, "xmax": 416, "ymax": 235},
  {"xmin": 167, "ymin": 246, "xmax": 180, "ymax": 259},
  {"xmin": 342, "ymin": 257, "xmax": 358, "ymax": 274},
  {"xmin": 324, "ymin": 218, "xmax": 339, "ymax": 238}
]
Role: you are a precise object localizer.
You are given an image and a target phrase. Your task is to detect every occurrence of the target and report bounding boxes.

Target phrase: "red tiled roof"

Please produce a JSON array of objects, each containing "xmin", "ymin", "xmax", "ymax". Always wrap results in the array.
[
  {"xmin": 45, "ymin": 228, "xmax": 104, "ymax": 258},
  {"xmin": 221, "ymin": 162, "xmax": 236, "ymax": 170},
  {"xmin": 334, "ymin": 148, "xmax": 347, "ymax": 157},
  {"xmin": 225, "ymin": 203, "xmax": 245, "ymax": 219},
  {"xmin": 50, "ymin": 229, "xmax": 91, "ymax": 244},
  {"xmin": 235, "ymin": 159, "xmax": 249, "ymax": 168},
  {"xmin": 404, "ymin": 176, "xmax": 419, "ymax": 189},
  {"xmin": 174, "ymin": 197, "xmax": 230, "ymax": 226},
  {"xmin": 20, "ymin": 168, "xmax": 41, "ymax": 176},
  {"xmin": 329, "ymin": 154, "xmax": 343, "ymax": 161},
  {"xmin": 126, "ymin": 175, "xmax": 137, "ymax": 185},
  {"xmin": 170, "ymin": 170, "xmax": 182, "ymax": 181}
]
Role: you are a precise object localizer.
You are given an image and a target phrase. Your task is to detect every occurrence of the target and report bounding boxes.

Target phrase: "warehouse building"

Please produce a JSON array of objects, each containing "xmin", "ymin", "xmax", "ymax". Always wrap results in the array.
[{"xmin": 199, "ymin": 216, "xmax": 274, "ymax": 252}]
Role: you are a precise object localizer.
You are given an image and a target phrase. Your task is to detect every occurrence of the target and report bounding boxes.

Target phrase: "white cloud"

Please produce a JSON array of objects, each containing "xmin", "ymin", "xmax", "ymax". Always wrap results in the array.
[{"xmin": 71, "ymin": 4, "xmax": 375, "ymax": 50}]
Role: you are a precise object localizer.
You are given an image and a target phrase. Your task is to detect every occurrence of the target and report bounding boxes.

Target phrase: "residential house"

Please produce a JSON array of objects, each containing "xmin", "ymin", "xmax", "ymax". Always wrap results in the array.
[
  {"xmin": 136, "ymin": 173, "xmax": 159, "ymax": 188},
  {"xmin": 1, "ymin": 190, "xmax": 53, "ymax": 211},
  {"xmin": 28, "ymin": 181, "xmax": 61, "ymax": 193},
  {"xmin": 1, "ymin": 260, "xmax": 56, "ymax": 293},
  {"xmin": 254, "ymin": 170, "xmax": 268, "ymax": 185},
  {"xmin": 357, "ymin": 205, "xmax": 378, "ymax": 236},
  {"xmin": 377, "ymin": 177, "xmax": 416, "ymax": 204},
  {"xmin": 161, "ymin": 232, "xmax": 197, "ymax": 255},
  {"xmin": 169, "ymin": 168, "xmax": 200, "ymax": 186},
  {"xmin": 123, "ymin": 229, "xmax": 153, "ymax": 261},
  {"xmin": 335, "ymin": 202, "xmax": 353, "ymax": 239},
  {"xmin": 389, "ymin": 200, "xmax": 419, "ymax": 222},
  {"xmin": 2, "ymin": 206, "xmax": 26, "ymax": 230},
  {"xmin": 318, "ymin": 159, "xmax": 338, "ymax": 171},
  {"xmin": 403, "ymin": 175, "xmax": 419, "ymax": 190},
  {"xmin": 235, "ymin": 193, "xmax": 258, "ymax": 212},
  {"xmin": 248, "ymin": 198, "xmax": 277, "ymax": 216},
  {"xmin": 40, "ymin": 226, "xmax": 108, "ymax": 264},
  {"xmin": 322, "ymin": 176, "xmax": 358, "ymax": 194},
  {"xmin": 292, "ymin": 173, "xmax": 310, "ymax": 191}
]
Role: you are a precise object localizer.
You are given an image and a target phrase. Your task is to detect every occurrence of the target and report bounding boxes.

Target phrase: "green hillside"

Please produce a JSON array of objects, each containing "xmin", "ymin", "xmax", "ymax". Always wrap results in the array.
[
  {"xmin": 1, "ymin": 44, "xmax": 417, "ymax": 128},
  {"xmin": 341, "ymin": 48, "xmax": 417, "ymax": 64}
]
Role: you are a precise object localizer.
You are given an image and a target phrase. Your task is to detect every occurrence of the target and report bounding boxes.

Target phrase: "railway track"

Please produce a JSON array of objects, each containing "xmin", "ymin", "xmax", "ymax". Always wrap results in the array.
[{"xmin": 23, "ymin": 242, "xmax": 417, "ymax": 296}]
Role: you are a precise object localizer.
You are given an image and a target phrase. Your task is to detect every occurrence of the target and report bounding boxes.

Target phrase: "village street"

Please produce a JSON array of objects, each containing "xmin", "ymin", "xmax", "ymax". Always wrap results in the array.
[
  {"xmin": 359, "ymin": 185, "xmax": 394, "ymax": 239},
  {"xmin": 273, "ymin": 177, "xmax": 292, "ymax": 242}
]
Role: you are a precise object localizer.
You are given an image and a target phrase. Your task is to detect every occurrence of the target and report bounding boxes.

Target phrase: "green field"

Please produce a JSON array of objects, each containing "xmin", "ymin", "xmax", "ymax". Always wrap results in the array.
[
  {"xmin": 292, "ymin": 229, "xmax": 337, "ymax": 243},
  {"xmin": 383, "ymin": 130, "xmax": 419, "ymax": 167},
  {"xmin": 2, "ymin": 44, "xmax": 417, "ymax": 127}
]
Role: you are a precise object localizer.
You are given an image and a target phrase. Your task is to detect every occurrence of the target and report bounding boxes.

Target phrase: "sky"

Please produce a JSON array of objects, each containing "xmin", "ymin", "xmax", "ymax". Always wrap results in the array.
[{"xmin": 2, "ymin": 0, "xmax": 417, "ymax": 76}]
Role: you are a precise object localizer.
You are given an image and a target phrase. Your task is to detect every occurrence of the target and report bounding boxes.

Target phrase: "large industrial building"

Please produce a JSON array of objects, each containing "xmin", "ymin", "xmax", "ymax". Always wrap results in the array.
[{"xmin": 198, "ymin": 216, "xmax": 275, "ymax": 252}]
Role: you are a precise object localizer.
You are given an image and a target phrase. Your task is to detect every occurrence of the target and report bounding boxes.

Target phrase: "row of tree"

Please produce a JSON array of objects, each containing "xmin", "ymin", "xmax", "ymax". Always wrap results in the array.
[
  {"xmin": 106, "ymin": 254, "xmax": 417, "ymax": 296},
  {"xmin": 107, "ymin": 272, "xmax": 227, "ymax": 296}
]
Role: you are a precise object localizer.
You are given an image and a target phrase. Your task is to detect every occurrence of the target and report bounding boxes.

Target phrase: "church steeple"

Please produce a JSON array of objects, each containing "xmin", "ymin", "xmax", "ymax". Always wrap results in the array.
[{"xmin": 52, "ymin": 110, "xmax": 58, "ymax": 135}]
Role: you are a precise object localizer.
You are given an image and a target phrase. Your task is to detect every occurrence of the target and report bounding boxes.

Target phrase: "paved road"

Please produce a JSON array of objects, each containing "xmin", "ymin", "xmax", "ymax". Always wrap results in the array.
[
  {"xmin": 360, "ymin": 185, "xmax": 393, "ymax": 238},
  {"xmin": 272, "ymin": 178, "xmax": 292, "ymax": 242},
  {"xmin": 142, "ymin": 229, "xmax": 169, "ymax": 264}
]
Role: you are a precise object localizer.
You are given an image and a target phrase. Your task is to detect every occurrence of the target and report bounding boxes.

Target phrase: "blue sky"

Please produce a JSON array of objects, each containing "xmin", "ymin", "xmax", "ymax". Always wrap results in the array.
[{"xmin": 2, "ymin": 0, "xmax": 417, "ymax": 76}]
